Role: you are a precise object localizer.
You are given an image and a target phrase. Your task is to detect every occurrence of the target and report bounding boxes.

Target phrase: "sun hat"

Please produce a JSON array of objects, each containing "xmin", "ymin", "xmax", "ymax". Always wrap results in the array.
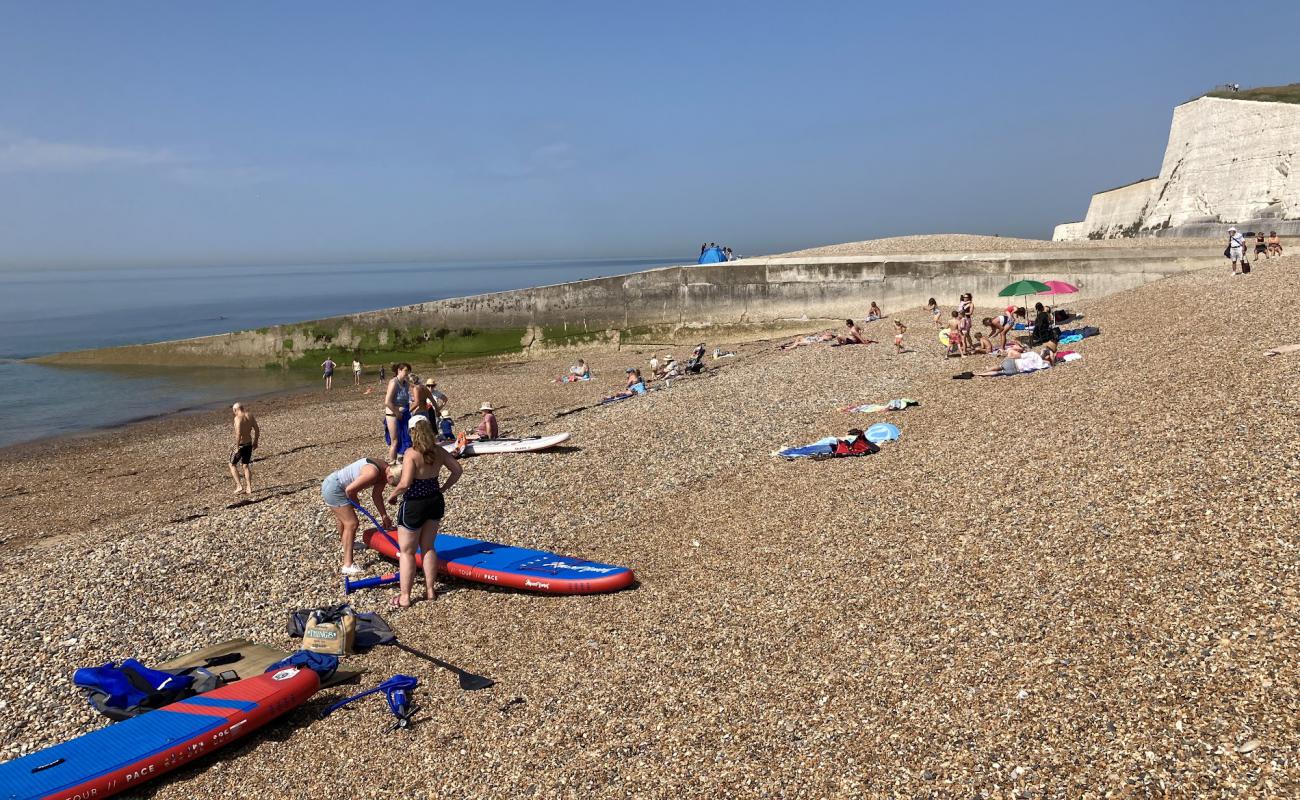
[
  {"xmin": 408, "ymin": 415, "xmax": 428, "ymax": 430},
  {"xmin": 479, "ymin": 402, "xmax": 494, "ymax": 412},
  {"xmin": 424, "ymin": 378, "xmax": 436, "ymax": 386},
  {"xmin": 1228, "ymin": 226, "xmax": 1237, "ymax": 232}
]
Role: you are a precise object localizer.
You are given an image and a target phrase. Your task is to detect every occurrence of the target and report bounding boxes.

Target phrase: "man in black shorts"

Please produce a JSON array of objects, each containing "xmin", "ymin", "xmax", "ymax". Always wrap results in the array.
[{"xmin": 228, "ymin": 402, "xmax": 260, "ymax": 495}]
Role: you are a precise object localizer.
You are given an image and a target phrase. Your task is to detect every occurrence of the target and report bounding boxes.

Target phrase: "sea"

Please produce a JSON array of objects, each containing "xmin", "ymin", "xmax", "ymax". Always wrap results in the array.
[{"xmin": 0, "ymin": 257, "xmax": 680, "ymax": 450}]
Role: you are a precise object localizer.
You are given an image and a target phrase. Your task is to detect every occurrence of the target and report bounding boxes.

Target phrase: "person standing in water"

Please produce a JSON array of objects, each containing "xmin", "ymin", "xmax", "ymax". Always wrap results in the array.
[
  {"xmin": 387, "ymin": 418, "xmax": 463, "ymax": 608},
  {"xmin": 352, "ymin": 358, "xmax": 362, "ymax": 386},
  {"xmin": 228, "ymin": 402, "xmax": 260, "ymax": 495},
  {"xmin": 321, "ymin": 357, "xmax": 337, "ymax": 390}
]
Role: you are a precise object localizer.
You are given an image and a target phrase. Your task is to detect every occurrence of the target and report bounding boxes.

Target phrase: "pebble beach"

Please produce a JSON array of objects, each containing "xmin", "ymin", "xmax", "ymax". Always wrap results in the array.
[{"xmin": 0, "ymin": 238, "xmax": 1297, "ymax": 797}]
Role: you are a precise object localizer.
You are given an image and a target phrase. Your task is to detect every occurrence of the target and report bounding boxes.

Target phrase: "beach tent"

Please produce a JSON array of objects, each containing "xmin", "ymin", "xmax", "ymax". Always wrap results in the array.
[{"xmin": 698, "ymin": 247, "xmax": 726, "ymax": 264}]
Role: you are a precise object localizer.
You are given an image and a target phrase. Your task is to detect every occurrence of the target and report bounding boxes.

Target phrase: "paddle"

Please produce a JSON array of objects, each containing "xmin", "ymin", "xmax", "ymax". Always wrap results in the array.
[{"xmin": 394, "ymin": 641, "xmax": 495, "ymax": 691}]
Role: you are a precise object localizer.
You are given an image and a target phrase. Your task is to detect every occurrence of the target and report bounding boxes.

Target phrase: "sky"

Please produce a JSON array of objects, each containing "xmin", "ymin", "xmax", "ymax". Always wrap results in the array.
[{"xmin": 1, "ymin": 0, "xmax": 1297, "ymax": 268}]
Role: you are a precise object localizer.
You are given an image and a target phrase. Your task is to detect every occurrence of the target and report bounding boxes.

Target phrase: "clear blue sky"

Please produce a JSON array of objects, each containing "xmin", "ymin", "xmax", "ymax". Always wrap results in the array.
[{"xmin": 1, "ymin": 0, "xmax": 1296, "ymax": 268}]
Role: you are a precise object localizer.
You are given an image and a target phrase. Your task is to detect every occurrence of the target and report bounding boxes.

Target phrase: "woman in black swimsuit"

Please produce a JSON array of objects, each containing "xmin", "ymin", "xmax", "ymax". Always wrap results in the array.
[{"xmin": 386, "ymin": 417, "xmax": 463, "ymax": 608}]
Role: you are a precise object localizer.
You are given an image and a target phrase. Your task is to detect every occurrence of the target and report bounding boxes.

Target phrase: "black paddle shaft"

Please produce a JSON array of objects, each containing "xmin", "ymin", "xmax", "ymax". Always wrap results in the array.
[{"xmin": 395, "ymin": 642, "xmax": 495, "ymax": 691}]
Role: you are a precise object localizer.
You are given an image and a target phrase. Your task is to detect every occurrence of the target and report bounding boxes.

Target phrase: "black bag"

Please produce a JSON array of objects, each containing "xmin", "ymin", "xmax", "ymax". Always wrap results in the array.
[
  {"xmin": 1242, "ymin": 261, "xmax": 1251, "ymax": 274},
  {"xmin": 1223, "ymin": 246, "xmax": 1231, "ymax": 258}
]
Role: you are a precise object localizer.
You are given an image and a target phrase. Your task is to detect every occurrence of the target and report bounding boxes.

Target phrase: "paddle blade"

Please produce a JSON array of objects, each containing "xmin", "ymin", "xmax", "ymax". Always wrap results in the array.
[{"xmin": 459, "ymin": 673, "xmax": 495, "ymax": 691}]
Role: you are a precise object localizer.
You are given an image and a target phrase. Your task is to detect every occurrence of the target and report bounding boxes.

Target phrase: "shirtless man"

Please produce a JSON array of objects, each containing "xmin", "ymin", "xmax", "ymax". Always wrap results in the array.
[
  {"xmin": 228, "ymin": 402, "xmax": 261, "ymax": 495},
  {"xmin": 409, "ymin": 376, "xmax": 434, "ymax": 424}
]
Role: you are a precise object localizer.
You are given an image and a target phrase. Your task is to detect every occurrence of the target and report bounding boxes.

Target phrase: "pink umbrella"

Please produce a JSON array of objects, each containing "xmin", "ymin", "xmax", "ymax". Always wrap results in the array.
[{"xmin": 1039, "ymin": 280, "xmax": 1078, "ymax": 295}]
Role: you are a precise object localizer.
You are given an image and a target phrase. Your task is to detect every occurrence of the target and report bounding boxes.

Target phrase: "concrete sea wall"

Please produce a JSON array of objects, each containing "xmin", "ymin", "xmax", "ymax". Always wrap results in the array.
[
  {"xmin": 1055, "ymin": 96, "xmax": 1300, "ymax": 240},
  {"xmin": 39, "ymin": 246, "xmax": 1221, "ymax": 368}
]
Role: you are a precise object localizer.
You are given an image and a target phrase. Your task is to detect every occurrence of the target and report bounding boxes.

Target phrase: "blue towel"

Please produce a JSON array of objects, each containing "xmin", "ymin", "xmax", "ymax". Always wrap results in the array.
[{"xmin": 383, "ymin": 409, "xmax": 412, "ymax": 455}]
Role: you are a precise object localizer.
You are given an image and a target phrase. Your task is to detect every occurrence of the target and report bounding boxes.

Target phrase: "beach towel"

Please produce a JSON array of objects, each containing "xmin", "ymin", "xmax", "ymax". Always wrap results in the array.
[
  {"xmin": 383, "ymin": 408, "xmax": 412, "ymax": 455},
  {"xmin": 1058, "ymin": 326, "xmax": 1101, "ymax": 345},
  {"xmin": 774, "ymin": 436, "xmax": 879, "ymax": 460},
  {"xmin": 838, "ymin": 398, "xmax": 918, "ymax": 413},
  {"xmin": 865, "ymin": 423, "xmax": 900, "ymax": 444}
]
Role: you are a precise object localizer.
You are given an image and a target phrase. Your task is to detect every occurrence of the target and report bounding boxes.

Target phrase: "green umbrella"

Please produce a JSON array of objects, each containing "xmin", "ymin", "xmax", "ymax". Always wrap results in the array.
[{"xmin": 998, "ymin": 280, "xmax": 1051, "ymax": 323}]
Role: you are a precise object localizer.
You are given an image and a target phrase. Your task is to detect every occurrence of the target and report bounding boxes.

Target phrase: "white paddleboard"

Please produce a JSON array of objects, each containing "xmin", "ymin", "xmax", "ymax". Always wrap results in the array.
[{"xmin": 443, "ymin": 432, "xmax": 572, "ymax": 455}]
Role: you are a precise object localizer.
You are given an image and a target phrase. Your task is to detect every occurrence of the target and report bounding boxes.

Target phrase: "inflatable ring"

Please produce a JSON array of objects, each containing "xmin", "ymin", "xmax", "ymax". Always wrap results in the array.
[{"xmin": 938, "ymin": 330, "xmax": 950, "ymax": 347}]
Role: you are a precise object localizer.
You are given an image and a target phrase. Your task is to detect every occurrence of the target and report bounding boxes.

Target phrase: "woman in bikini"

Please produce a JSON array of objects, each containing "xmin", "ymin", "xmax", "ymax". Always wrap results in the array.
[
  {"xmin": 1255, "ymin": 232, "xmax": 1268, "ymax": 261},
  {"xmin": 386, "ymin": 417, "xmax": 463, "ymax": 608},
  {"xmin": 1267, "ymin": 231, "xmax": 1282, "ymax": 257},
  {"xmin": 383, "ymin": 363, "xmax": 412, "ymax": 462}
]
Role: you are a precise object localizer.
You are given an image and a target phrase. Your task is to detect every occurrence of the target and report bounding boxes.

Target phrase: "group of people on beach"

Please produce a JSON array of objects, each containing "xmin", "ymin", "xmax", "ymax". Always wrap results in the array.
[
  {"xmin": 1226, "ymin": 227, "xmax": 1282, "ymax": 275},
  {"xmin": 699, "ymin": 242, "xmax": 737, "ymax": 261},
  {"xmin": 779, "ymin": 302, "xmax": 908, "ymax": 353},
  {"xmin": 228, "ymin": 357, "xmax": 506, "ymax": 608},
  {"xmin": 599, "ymin": 342, "xmax": 711, "ymax": 401}
]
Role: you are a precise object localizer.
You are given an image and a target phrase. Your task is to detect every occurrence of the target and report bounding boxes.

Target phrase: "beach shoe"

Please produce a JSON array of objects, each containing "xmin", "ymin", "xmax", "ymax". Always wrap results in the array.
[{"xmin": 340, "ymin": 564, "xmax": 363, "ymax": 576}]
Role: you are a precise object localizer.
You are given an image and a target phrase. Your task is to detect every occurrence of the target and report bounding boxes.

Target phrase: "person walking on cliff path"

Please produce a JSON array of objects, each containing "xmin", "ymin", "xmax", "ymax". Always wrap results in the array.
[
  {"xmin": 1226, "ymin": 227, "xmax": 1247, "ymax": 275},
  {"xmin": 321, "ymin": 357, "xmax": 337, "ymax": 390},
  {"xmin": 228, "ymin": 402, "xmax": 260, "ymax": 496}
]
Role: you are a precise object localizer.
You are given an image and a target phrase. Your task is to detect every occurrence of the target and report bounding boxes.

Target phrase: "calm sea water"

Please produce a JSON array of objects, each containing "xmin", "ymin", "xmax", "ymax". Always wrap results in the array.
[{"xmin": 0, "ymin": 257, "xmax": 678, "ymax": 449}]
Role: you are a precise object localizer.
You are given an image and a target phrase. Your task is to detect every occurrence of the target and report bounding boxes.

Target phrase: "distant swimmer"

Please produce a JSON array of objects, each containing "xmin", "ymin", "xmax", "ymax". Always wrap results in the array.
[
  {"xmin": 229, "ymin": 402, "xmax": 260, "ymax": 495},
  {"xmin": 321, "ymin": 357, "xmax": 337, "ymax": 390}
]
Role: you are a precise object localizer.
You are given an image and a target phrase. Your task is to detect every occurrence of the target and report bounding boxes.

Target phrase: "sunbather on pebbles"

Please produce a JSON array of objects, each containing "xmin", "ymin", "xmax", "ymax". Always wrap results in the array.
[
  {"xmin": 975, "ymin": 348, "xmax": 1053, "ymax": 377},
  {"xmin": 780, "ymin": 332, "xmax": 837, "ymax": 350}
]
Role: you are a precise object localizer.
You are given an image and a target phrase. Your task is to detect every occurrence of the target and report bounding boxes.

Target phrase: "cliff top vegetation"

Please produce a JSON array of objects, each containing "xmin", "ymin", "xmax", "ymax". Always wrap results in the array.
[{"xmin": 1204, "ymin": 82, "xmax": 1300, "ymax": 104}]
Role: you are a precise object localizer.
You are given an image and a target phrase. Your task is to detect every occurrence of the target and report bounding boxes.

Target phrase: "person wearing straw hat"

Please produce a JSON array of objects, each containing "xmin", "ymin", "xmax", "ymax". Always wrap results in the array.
[{"xmin": 468, "ymin": 402, "xmax": 498, "ymax": 441}]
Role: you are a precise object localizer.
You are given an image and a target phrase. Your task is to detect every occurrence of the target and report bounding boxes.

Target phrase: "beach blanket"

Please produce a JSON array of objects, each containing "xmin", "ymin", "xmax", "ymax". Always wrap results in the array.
[
  {"xmin": 382, "ymin": 409, "xmax": 412, "ymax": 455},
  {"xmin": 773, "ymin": 434, "xmax": 885, "ymax": 460},
  {"xmin": 1057, "ymin": 326, "xmax": 1101, "ymax": 345},
  {"xmin": 865, "ymin": 423, "xmax": 900, "ymax": 443},
  {"xmin": 839, "ymin": 398, "xmax": 918, "ymax": 413}
]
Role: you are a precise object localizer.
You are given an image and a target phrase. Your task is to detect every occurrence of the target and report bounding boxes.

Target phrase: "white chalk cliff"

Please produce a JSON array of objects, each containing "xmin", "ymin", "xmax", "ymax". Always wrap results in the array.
[{"xmin": 1055, "ymin": 96, "xmax": 1300, "ymax": 239}]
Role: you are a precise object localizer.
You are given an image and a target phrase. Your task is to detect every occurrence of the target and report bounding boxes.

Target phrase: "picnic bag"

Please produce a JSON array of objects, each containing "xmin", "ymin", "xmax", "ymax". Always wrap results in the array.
[{"xmin": 300, "ymin": 604, "xmax": 357, "ymax": 655}]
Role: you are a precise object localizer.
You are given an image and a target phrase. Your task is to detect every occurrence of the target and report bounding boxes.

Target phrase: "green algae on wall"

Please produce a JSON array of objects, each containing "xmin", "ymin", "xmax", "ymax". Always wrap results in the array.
[{"xmin": 281, "ymin": 325, "xmax": 528, "ymax": 370}]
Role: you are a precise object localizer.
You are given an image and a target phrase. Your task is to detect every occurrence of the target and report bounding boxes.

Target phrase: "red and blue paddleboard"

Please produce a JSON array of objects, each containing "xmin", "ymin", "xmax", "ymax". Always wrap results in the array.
[
  {"xmin": 359, "ymin": 530, "xmax": 635, "ymax": 595},
  {"xmin": 0, "ymin": 666, "xmax": 319, "ymax": 800}
]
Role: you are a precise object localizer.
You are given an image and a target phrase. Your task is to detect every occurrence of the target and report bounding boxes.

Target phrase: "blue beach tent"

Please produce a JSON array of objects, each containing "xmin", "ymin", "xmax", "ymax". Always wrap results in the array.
[{"xmin": 698, "ymin": 246, "xmax": 726, "ymax": 264}]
